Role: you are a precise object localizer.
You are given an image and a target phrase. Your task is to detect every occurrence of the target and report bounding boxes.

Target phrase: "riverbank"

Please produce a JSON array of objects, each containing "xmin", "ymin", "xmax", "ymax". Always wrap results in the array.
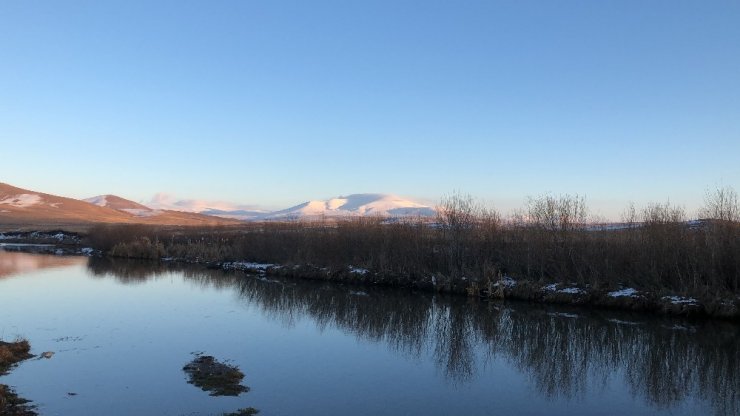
[
  {"xmin": 3, "ymin": 222, "xmax": 739, "ymax": 320},
  {"xmin": 0, "ymin": 340, "xmax": 36, "ymax": 416},
  {"xmin": 208, "ymin": 260, "xmax": 740, "ymax": 320}
]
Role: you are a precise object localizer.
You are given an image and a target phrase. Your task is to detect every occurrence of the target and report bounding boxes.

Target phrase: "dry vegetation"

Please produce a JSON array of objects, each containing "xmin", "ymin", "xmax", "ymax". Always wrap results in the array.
[
  {"xmin": 0, "ymin": 339, "xmax": 35, "ymax": 416},
  {"xmin": 86, "ymin": 187, "xmax": 740, "ymax": 312}
]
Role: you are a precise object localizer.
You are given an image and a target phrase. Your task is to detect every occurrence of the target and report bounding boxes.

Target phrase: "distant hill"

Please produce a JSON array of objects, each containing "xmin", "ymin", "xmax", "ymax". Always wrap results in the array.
[
  {"xmin": 0, "ymin": 183, "xmax": 242, "ymax": 230},
  {"xmin": 85, "ymin": 194, "xmax": 152, "ymax": 213},
  {"xmin": 1, "ymin": 183, "xmax": 135, "ymax": 228},
  {"xmin": 144, "ymin": 192, "xmax": 436, "ymax": 221},
  {"xmin": 264, "ymin": 194, "xmax": 436, "ymax": 220},
  {"xmin": 1, "ymin": 183, "xmax": 437, "ymax": 230},
  {"xmin": 81, "ymin": 193, "xmax": 244, "ymax": 225}
]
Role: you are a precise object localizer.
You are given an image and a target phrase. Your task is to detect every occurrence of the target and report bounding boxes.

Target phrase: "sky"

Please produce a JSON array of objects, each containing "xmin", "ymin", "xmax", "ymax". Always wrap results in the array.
[{"xmin": 1, "ymin": 0, "xmax": 739, "ymax": 219}]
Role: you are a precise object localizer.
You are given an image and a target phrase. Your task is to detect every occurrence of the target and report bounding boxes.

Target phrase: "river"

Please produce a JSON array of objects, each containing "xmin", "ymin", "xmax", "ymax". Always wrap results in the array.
[{"xmin": 0, "ymin": 250, "xmax": 737, "ymax": 415}]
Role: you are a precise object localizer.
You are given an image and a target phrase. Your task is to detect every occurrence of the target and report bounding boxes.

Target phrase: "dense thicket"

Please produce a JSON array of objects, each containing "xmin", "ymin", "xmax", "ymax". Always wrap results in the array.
[{"xmin": 87, "ymin": 187, "xmax": 740, "ymax": 298}]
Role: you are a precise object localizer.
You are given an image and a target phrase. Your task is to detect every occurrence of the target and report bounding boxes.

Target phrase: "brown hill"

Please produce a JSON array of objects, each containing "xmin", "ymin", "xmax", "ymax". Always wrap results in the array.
[
  {"xmin": 84, "ymin": 194, "xmax": 152, "ymax": 212},
  {"xmin": 0, "ymin": 183, "xmax": 243, "ymax": 231}
]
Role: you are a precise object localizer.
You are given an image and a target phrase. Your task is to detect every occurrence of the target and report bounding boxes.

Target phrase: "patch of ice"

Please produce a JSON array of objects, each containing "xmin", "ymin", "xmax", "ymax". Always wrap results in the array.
[
  {"xmin": 542, "ymin": 284, "xmax": 558, "ymax": 292},
  {"xmin": 0, "ymin": 194, "xmax": 42, "ymax": 207},
  {"xmin": 608, "ymin": 288, "xmax": 639, "ymax": 298},
  {"xmin": 662, "ymin": 296, "xmax": 699, "ymax": 305},
  {"xmin": 349, "ymin": 266, "xmax": 369, "ymax": 275},
  {"xmin": 350, "ymin": 290, "xmax": 369, "ymax": 296}
]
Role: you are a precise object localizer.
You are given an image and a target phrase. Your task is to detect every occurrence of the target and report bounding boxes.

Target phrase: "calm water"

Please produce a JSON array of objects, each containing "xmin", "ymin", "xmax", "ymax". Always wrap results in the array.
[{"xmin": 0, "ymin": 250, "xmax": 738, "ymax": 416}]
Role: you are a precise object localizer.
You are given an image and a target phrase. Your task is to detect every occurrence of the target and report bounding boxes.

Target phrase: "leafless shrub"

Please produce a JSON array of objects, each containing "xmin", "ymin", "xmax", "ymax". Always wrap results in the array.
[
  {"xmin": 526, "ymin": 194, "xmax": 588, "ymax": 231},
  {"xmin": 701, "ymin": 185, "xmax": 739, "ymax": 222}
]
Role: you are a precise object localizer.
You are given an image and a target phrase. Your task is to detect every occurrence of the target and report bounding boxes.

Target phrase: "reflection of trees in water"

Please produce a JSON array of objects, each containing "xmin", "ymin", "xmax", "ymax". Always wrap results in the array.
[
  {"xmin": 86, "ymin": 257, "xmax": 243, "ymax": 289},
  {"xmin": 91, "ymin": 260, "xmax": 739, "ymax": 415},
  {"xmin": 87, "ymin": 257, "xmax": 171, "ymax": 283}
]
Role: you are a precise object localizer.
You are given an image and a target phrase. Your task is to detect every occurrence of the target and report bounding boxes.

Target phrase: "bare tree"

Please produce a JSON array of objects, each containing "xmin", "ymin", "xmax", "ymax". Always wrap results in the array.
[
  {"xmin": 526, "ymin": 193, "xmax": 588, "ymax": 231},
  {"xmin": 701, "ymin": 185, "xmax": 739, "ymax": 222}
]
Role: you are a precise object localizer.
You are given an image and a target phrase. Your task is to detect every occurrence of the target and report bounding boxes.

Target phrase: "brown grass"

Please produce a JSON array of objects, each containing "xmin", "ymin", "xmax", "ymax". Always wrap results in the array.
[
  {"xmin": 0, "ymin": 339, "xmax": 36, "ymax": 416},
  {"xmin": 0, "ymin": 339, "xmax": 33, "ymax": 375}
]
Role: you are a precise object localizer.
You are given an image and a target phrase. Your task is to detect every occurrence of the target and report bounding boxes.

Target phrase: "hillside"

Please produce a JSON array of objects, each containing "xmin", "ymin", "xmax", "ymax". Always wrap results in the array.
[
  {"xmin": 0, "ymin": 183, "xmax": 242, "ymax": 230},
  {"xmin": 85, "ymin": 194, "xmax": 153, "ymax": 214}
]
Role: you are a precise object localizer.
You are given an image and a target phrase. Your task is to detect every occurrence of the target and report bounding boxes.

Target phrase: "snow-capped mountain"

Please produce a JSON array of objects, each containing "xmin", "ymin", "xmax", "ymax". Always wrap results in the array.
[
  {"xmin": 143, "ymin": 192, "xmax": 434, "ymax": 221},
  {"xmin": 0, "ymin": 183, "xmax": 437, "ymax": 229},
  {"xmin": 264, "ymin": 194, "xmax": 436, "ymax": 220}
]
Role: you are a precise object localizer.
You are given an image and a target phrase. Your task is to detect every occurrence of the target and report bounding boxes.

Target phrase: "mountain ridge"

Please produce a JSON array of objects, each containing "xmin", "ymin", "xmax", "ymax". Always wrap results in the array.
[
  {"xmin": 1, "ymin": 183, "xmax": 437, "ymax": 229},
  {"xmin": 0, "ymin": 183, "xmax": 242, "ymax": 229}
]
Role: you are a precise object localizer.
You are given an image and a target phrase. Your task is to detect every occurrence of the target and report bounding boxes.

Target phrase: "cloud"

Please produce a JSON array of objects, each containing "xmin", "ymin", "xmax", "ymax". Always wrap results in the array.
[{"xmin": 148, "ymin": 193, "xmax": 267, "ymax": 213}]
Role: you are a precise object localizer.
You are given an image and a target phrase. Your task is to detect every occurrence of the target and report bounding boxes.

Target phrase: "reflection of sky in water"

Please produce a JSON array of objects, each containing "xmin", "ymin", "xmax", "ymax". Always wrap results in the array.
[
  {"xmin": 0, "ymin": 250, "xmax": 86, "ymax": 278},
  {"xmin": 0, "ymin": 251, "xmax": 735, "ymax": 416}
]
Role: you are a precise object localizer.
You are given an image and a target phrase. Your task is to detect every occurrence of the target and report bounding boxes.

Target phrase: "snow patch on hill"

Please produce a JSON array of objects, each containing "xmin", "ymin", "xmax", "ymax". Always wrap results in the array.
[
  {"xmin": 84, "ymin": 195, "xmax": 108, "ymax": 207},
  {"xmin": 0, "ymin": 194, "xmax": 43, "ymax": 208}
]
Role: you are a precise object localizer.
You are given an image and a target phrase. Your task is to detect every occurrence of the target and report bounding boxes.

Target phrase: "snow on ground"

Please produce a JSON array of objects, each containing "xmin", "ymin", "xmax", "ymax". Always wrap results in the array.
[
  {"xmin": 662, "ymin": 295, "xmax": 699, "ymax": 305},
  {"xmin": 541, "ymin": 283, "xmax": 586, "ymax": 295},
  {"xmin": 608, "ymin": 288, "xmax": 640, "ymax": 298},
  {"xmin": 349, "ymin": 266, "xmax": 369, "ymax": 275},
  {"xmin": 0, "ymin": 194, "xmax": 42, "ymax": 208},
  {"xmin": 223, "ymin": 262, "xmax": 277, "ymax": 272},
  {"xmin": 494, "ymin": 276, "xmax": 517, "ymax": 288}
]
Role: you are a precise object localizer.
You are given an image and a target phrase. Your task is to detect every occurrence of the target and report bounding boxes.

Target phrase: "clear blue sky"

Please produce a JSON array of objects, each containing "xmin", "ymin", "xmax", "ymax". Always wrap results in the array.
[{"xmin": 2, "ymin": 1, "xmax": 738, "ymax": 218}]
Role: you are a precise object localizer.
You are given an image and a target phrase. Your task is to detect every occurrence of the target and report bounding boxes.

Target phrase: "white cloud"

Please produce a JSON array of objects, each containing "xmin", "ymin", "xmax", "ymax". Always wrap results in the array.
[{"xmin": 148, "ymin": 193, "xmax": 267, "ymax": 213}]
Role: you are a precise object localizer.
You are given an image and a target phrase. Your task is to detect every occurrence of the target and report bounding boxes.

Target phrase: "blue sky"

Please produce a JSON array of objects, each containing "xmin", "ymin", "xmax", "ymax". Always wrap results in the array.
[{"xmin": 1, "ymin": 1, "xmax": 738, "ymax": 218}]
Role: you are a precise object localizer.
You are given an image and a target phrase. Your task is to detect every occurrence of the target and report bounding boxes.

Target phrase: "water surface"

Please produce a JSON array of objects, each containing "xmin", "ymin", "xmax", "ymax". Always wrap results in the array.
[{"xmin": 0, "ymin": 251, "xmax": 737, "ymax": 416}]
